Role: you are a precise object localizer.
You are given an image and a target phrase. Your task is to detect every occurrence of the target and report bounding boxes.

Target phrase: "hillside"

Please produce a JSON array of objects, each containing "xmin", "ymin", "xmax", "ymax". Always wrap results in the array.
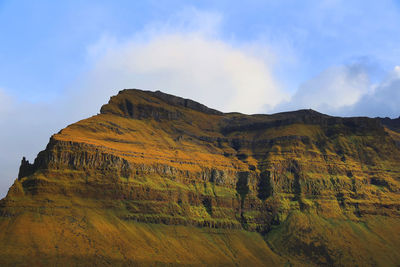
[{"xmin": 1, "ymin": 89, "xmax": 400, "ymax": 266}]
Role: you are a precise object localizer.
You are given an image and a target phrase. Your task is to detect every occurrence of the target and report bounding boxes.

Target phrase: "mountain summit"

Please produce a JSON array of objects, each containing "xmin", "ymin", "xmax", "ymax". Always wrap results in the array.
[{"xmin": 1, "ymin": 89, "xmax": 400, "ymax": 266}]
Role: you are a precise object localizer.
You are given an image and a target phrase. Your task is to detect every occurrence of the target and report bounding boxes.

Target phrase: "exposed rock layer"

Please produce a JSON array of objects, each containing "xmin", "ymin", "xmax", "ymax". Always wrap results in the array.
[{"xmin": 1, "ymin": 89, "xmax": 400, "ymax": 266}]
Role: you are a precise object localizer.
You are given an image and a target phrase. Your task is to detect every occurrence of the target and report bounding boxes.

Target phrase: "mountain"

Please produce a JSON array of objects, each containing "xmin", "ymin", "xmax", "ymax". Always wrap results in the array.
[
  {"xmin": 1, "ymin": 89, "xmax": 400, "ymax": 266},
  {"xmin": 379, "ymin": 116, "xmax": 400, "ymax": 147}
]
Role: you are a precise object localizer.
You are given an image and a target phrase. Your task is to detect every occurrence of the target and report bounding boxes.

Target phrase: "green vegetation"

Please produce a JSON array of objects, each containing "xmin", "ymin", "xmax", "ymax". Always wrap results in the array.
[{"xmin": 1, "ymin": 89, "xmax": 400, "ymax": 266}]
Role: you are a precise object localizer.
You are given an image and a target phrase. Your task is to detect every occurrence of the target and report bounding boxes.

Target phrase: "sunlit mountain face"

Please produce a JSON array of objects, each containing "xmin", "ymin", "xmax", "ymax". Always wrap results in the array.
[{"xmin": 1, "ymin": 89, "xmax": 400, "ymax": 266}]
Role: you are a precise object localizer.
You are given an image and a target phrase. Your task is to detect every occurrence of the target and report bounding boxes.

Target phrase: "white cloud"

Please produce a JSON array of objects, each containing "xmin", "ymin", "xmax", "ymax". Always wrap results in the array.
[
  {"xmin": 274, "ymin": 63, "xmax": 370, "ymax": 114},
  {"xmin": 272, "ymin": 63, "xmax": 400, "ymax": 118},
  {"xmin": 80, "ymin": 33, "xmax": 286, "ymax": 115},
  {"xmin": 348, "ymin": 66, "xmax": 400, "ymax": 117},
  {"xmin": 77, "ymin": 13, "xmax": 287, "ymax": 115},
  {"xmin": 77, "ymin": 32, "xmax": 285, "ymax": 113}
]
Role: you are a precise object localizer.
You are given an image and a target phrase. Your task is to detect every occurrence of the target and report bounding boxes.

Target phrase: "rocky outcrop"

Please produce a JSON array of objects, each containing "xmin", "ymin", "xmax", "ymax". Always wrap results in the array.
[
  {"xmin": 379, "ymin": 116, "xmax": 400, "ymax": 132},
  {"xmin": 152, "ymin": 90, "xmax": 223, "ymax": 115},
  {"xmin": 2, "ymin": 89, "xmax": 400, "ymax": 266},
  {"xmin": 9, "ymin": 89, "xmax": 400, "ymax": 227},
  {"xmin": 17, "ymin": 157, "xmax": 35, "ymax": 179},
  {"xmin": 100, "ymin": 89, "xmax": 222, "ymax": 120}
]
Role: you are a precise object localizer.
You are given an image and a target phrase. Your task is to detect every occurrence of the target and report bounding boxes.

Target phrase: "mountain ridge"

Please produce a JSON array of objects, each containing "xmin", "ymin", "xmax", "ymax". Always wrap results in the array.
[{"xmin": 1, "ymin": 88, "xmax": 400, "ymax": 266}]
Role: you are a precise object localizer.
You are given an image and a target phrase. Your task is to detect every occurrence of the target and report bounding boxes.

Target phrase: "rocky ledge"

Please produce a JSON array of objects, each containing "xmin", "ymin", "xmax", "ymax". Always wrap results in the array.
[{"xmin": 2, "ymin": 89, "xmax": 400, "ymax": 266}]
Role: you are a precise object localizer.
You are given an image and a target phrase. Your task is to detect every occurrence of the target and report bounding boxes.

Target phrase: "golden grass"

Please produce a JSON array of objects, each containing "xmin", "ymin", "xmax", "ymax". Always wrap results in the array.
[
  {"xmin": 0, "ymin": 205, "xmax": 284, "ymax": 266},
  {"xmin": 2, "ymin": 89, "xmax": 400, "ymax": 266}
]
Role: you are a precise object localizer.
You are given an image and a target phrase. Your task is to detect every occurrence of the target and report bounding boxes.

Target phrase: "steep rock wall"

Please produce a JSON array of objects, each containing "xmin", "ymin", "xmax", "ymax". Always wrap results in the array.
[{"xmin": 2, "ymin": 89, "xmax": 400, "ymax": 266}]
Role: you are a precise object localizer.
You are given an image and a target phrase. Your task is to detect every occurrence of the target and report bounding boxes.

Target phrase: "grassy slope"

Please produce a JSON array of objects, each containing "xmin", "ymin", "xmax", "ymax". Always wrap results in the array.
[
  {"xmin": 267, "ymin": 212, "xmax": 400, "ymax": 266},
  {"xmin": 0, "ymin": 199, "xmax": 284, "ymax": 266},
  {"xmin": 1, "ymin": 89, "xmax": 400, "ymax": 266}
]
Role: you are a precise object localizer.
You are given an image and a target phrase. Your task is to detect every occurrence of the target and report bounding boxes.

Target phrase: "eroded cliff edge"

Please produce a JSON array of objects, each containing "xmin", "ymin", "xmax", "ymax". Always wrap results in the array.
[{"xmin": 1, "ymin": 89, "xmax": 400, "ymax": 266}]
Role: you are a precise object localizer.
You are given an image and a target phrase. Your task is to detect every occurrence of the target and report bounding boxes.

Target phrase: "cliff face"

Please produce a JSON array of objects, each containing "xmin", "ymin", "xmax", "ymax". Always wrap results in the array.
[{"xmin": 1, "ymin": 89, "xmax": 400, "ymax": 266}]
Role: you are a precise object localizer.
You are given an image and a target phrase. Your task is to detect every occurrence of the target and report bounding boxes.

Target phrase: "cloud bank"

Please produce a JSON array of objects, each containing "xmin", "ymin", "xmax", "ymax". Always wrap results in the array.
[
  {"xmin": 80, "ymin": 34, "xmax": 286, "ymax": 114},
  {"xmin": 349, "ymin": 66, "xmax": 400, "ymax": 118},
  {"xmin": 274, "ymin": 62, "xmax": 370, "ymax": 114},
  {"xmin": 274, "ymin": 63, "xmax": 400, "ymax": 118},
  {"xmin": 75, "ymin": 9, "xmax": 286, "ymax": 116}
]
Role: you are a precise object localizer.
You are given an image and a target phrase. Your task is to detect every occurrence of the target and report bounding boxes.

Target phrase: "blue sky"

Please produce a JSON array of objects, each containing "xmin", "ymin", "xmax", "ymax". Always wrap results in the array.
[
  {"xmin": 1, "ymin": 0, "xmax": 400, "ymax": 197},
  {"xmin": 2, "ymin": 0, "xmax": 400, "ymax": 102}
]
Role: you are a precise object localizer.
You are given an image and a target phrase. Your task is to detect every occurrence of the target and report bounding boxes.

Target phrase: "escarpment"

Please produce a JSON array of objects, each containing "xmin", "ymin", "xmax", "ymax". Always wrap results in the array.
[{"xmin": 2, "ymin": 88, "xmax": 400, "ymax": 266}]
